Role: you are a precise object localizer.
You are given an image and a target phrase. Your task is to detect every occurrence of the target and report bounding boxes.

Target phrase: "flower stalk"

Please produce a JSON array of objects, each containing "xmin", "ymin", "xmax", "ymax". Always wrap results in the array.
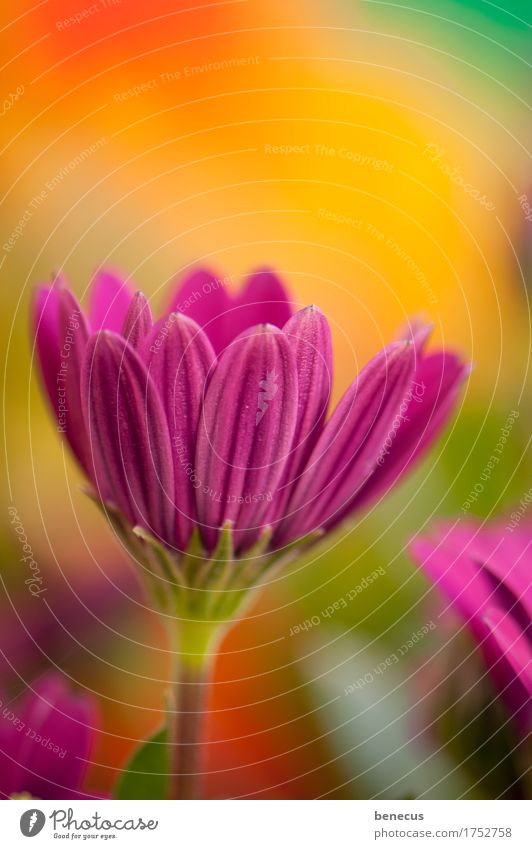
[{"xmin": 168, "ymin": 620, "xmax": 222, "ymax": 800}]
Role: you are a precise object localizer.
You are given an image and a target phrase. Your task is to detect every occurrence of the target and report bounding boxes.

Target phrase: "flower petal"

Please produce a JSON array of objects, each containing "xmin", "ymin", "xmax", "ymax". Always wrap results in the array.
[
  {"xmin": 394, "ymin": 315, "xmax": 433, "ymax": 352},
  {"xmin": 166, "ymin": 267, "xmax": 232, "ymax": 354},
  {"xmin": 233, "ymin": 268, "xmax": 294, "ymax": 335},
  {"xmin": 410, "ymin": 522, "xmax": 532, "ymax": 730},
  {"xmin": 0, "ymin": 674, "xmax": 95, "ymax": 799},
  {"xmin": 143, "ymin": 314, "xmax": 216, "ymax": 550},
  {"xmin": 195, "ymin": 324, "xmax": 298, "ymax": 552},
  {"xmin": 121, "ymin": 291, "xmax": 153, "ymax": 348},
  {"xmin": 484, "ymin": 607, "xmax": 532, "ymax": 696},
  {"xmin": 275, "ymin": 341, "xmax": 415, "ymax": 544},
  {"xmin": 410, "ymin": 531, "xmax": 487, "ymax": 639},
  {"xmin": 88, "ymin": 269, "xmax": 134, "ymax": 332},
  {"xmin": 32, "ymin": 284, "xmax": 62, "ymax": 405},
  {"xmin": 167, "ymin": 267, "xmax": 294, "ymax": 354},
  {"xmin": 82, "ymin": 331, "xmax": 175, "ymax": 544},
  {"xmin": 483, "ymin": 606, "xmax": 532, "ymax": 731},
  {"xmin": 458, "ymin": 525, "xmax": 531, "ymax": 610},
  {"xmin": 32, "ymin": 284, "xmax": 91, "ymax": 474},
  {"xmin": 273, "ymin": 306, "xmax": 332, "ymax": 521},
  {"xmin": 348, "ymin": 351, "xmax": 468, "ymax": 514}
]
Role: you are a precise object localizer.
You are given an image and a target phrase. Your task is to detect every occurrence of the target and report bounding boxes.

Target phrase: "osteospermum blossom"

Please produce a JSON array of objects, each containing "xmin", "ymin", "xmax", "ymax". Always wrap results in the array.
[
  {"xmin": 0, "ymin": 673, "xmax": 96, "ymax": 799},
  {"xmin": 33, "ymin": 267, "xmax": 467, "ymax": 620},
  {"xmin": 410, "ymin": 521, "xmax": 532, "ymax": 732}
]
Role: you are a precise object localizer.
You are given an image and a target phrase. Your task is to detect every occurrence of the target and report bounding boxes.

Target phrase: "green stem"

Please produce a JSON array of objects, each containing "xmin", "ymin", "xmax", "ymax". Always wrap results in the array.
[{"xmin": 168, "ymin": 620, "xmax": 221, "ymax": 800}]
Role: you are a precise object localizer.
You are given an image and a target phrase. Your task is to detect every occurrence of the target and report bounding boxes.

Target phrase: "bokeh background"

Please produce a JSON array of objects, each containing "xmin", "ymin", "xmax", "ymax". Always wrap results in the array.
[{"xmin": 1, "ymin": 0, "xmax": 530, "ymax": 798}]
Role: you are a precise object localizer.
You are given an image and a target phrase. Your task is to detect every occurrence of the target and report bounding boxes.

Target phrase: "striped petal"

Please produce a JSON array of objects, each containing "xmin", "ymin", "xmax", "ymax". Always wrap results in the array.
[
  {"xmin": 88, "ymin": 269, "xmax": 134, "ymax": 332},
  {"xmin": 195, "ymin": 324, "xmax": 298, "ymax": 552},
  {"xmin": 32, "ymin": 284, "xmax": 91, "ymax": 474},
  {"xmin": 121, "ymin": 291, "xmax": 153, "ymax": 348},
  {"xmin": 275, "ymin": 342, "xmax": 415, "ymax": 544},
  {"xmin": 394, "ymin": 315, "xmax": 433, "ymax": 353},
  {"xmin": 349, "ymin": 351, "xmax": 468, "ymax": 514},
  {"xmin": 32, "ymin": 284, "xmax": 62, "ymax": 407},
  {"xmin": 143, "ymin": 313, "xmax": 215, "ymax": 550},
  {"xmin": 81, "ymin": 331, "xmax": 175, "ymax": 545},
  {"xmin": 273, "ymin": 306, "xmax": 332, "ymax": 521}
]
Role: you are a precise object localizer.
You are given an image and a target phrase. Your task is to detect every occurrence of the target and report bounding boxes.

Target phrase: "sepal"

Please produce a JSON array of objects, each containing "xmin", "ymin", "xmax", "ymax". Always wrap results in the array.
[{"xmin": 84, "ymin": 488, "xmax": 321, "ymax": 624}]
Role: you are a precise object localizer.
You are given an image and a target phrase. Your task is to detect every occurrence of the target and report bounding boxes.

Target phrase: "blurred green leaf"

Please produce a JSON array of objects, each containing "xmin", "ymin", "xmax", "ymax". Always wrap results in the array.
[{"xmin": 115, "ymin": 726, "xmax": 168, "ymax": 800}]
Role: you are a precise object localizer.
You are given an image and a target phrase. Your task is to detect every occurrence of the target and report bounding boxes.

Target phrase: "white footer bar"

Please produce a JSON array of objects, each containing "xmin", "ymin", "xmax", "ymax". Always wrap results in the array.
[{"xmin": 2, "ymin": 799, "xmax": 529, "ymax": 848}]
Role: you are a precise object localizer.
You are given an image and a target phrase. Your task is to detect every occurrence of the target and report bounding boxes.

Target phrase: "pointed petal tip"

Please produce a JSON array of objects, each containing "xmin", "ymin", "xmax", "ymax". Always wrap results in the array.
[
  {"xmin": 32, "ymin": 279, "xmax": 64, "ymax": 304},
  {"xmin": 50, "ymin": 269, "xmax": 66, "ymax": 286},
  {"xmin": 388, "ymin": 338, "xmax": 415, "ymax": 357},
  {"xmin": 400, "ymin": 313, "xmax": 432, "ymax": 332},
  {"xmin": 413, "ymin": 322, "xmax": 434, "ymax": 348},
  {"xmin": 87, "ymin": 328, "xmax": 125, "ymax": 354},
  {"xmin": 168, "ymin": 310, "xmax": 204, "ymax": 330},
  {"xmin": 233, "ymin": 322, "xmax": 283, "ymax": 340},
  {"xmin": 303, "ymin": 303, "xmax": 324, "ymax": 316},
  {"xmin": 282, "ymin": 304, "xmax": 332, "ymax": 344}
]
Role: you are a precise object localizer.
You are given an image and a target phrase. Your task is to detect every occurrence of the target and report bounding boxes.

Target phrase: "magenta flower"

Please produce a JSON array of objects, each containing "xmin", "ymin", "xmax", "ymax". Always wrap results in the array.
[
  {"xmin": 410, "ymin": 520, "xmax": 532, "ymax": 731},
  {"xmin": 0, "ymin": 673, "xmax": 97, "ymax": 799},
  {"xmin": 32, "ymin": 265, "xmax": 467, "ymax": 799},
  {"xmin": 32, "ymin": 267, "xmax": 467, "ymax": 613}
]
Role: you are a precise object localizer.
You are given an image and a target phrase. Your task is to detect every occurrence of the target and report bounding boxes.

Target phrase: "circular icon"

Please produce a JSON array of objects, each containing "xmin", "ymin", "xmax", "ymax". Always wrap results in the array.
[{"xmin": 20, "ymin": 810, "xmax": 46, "ymax": 837}]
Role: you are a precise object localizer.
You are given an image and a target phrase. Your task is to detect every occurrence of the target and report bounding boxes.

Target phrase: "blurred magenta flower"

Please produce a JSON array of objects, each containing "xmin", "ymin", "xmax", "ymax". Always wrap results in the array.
[
  {"xmin": 0, "ymin": 673, "xmax": 97, "ymax": 799},
  {"xmin": 1, "ymin": 565, "xmax": 140, "ymax": 690},
  {"xmin": 411, "ymin": 521, "xmax": 532, "ymax": 731},
  {"xmin": 32, "ymin": 266, "xmax": 467, "ymax": 569}
]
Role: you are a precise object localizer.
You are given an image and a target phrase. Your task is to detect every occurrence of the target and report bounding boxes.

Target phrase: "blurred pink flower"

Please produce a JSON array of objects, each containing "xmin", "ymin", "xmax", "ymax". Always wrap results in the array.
[
  {"xmin": 411, "ymin": 520, "xmax": 532, "ymax": 731},
  {"xmin": 1, "ymin": 568, "xmax": 139, "ymax": 690},
  {"xmin": 0, "ymin": 673, "xmax": 97, "ymax": 799}
]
